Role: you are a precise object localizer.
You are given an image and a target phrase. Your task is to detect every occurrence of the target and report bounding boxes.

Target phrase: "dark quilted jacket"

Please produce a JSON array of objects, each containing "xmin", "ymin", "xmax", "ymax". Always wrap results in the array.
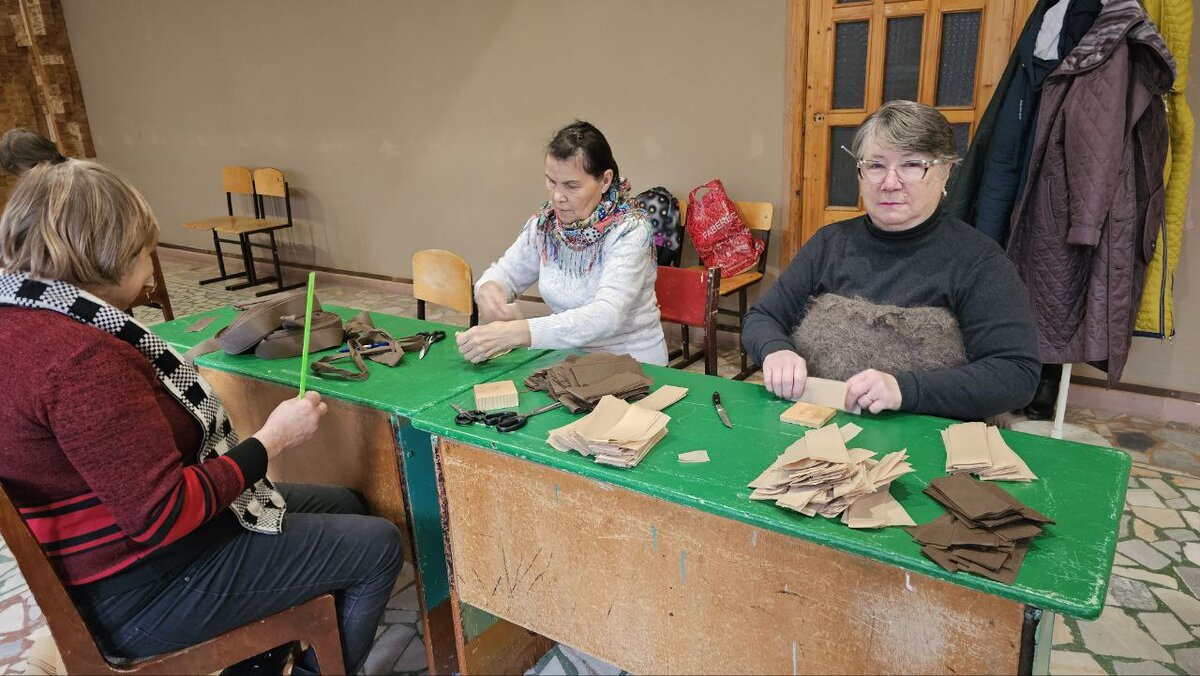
[{"xmin": 1006, "ymin": 0, "xmax": 1174, "ymax": 385}]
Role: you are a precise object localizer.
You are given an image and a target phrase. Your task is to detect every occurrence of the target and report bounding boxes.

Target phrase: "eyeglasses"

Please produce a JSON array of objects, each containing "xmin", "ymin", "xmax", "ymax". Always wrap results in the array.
[{"xmin": 840, "ymin": 146, "xmax": 948, "ymax": 184}]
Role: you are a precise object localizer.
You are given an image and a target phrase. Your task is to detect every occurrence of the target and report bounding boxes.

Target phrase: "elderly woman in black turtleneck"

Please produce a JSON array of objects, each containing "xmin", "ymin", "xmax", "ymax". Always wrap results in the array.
[{"xmin": 743, "ymin": 100, "xmax": 1040, "ymax": 421}]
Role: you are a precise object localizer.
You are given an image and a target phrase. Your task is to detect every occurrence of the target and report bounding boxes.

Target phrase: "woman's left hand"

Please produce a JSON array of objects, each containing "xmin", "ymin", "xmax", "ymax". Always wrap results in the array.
[
  {"xmin": 844, "ymin": 369, "xmax": 902, "ymax": 414},
  {"xmin": 456, "ymin": 320, "xmax": 531, "ymax": 363}
]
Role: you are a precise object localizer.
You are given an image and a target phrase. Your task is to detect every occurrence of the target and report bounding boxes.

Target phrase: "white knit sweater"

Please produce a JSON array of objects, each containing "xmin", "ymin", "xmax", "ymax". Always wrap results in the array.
[{"xmin": 476, "ymin": 213, "xmax": 668, "ymax": 365}]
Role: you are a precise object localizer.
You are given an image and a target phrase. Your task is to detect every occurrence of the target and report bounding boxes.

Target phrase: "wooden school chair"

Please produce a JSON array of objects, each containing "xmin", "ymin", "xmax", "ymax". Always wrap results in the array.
[
  {"xmin": 656, "ymin": 265, "xmax": 721, "ymax": 376},
  {"xmin": 212, "ymin": 167, "xmax": 305, "ymax": 297},
  {"xmin": 182, "ymin": 165, "xmax": 261, "ymax": 288},
  {"xmin": 412, "ymin": 248, "xmax": 478, "ymax": 326},
  {"xmin": 128, "ymin": 249, "xmax": 175, "ymax": 320},
  {"xmin": 679, "ymin": 199, "xmax": 773, "ymax": 380},
  {"xmin": 0, "ymin": 483, "xmax": 346, "ymax": 675}
]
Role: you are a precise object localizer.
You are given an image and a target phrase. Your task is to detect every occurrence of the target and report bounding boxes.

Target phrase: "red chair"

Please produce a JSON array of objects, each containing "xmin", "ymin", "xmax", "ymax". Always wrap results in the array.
[{"xmin": 655, "ymin": 265, "xmax": 721, "ymax": 376}]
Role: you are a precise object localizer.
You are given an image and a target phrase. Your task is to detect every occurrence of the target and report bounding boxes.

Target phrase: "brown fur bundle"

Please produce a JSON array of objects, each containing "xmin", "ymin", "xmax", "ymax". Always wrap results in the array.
[{"xmin": 793, "ymin": 294, "xmax": 967, "ymax": 380}]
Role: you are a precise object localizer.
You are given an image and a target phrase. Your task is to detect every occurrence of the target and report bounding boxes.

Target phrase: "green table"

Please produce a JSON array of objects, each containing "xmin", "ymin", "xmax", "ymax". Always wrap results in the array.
[
  {"xmin": 413, "ymin": 352, "xmax": 1129, "ymax": 674},
  {"xmin": 153, "ymin": 306, "xmax": 549, "ymax": 674}
]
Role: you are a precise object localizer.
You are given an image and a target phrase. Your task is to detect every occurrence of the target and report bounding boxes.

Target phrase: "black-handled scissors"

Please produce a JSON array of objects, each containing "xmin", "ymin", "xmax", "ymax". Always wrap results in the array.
[
  {"xmin": 451, "ymin": 402, "xmax": 562, "ymax": 433},
  {"xmin": 417, "ymin": 330, "xmax": 446, "ymax": 360}
]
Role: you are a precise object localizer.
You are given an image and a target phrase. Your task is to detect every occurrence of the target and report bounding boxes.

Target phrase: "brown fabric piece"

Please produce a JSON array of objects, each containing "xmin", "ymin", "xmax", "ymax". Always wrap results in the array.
[
  {"xmin": 908, "ymin": 474, "xmax": 1053, "ymax": 585},
  {"xmin": 525, "ymin": 353, "xmax": 652, "ymax": 412}
]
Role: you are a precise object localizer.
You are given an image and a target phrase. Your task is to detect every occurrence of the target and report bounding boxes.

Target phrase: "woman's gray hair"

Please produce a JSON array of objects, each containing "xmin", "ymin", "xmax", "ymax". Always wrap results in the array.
[
  {"xmin": 0, "ymin": 159, "xmax": 159, "ymax": 285},
  {"xmin": 851, "ymin": 100, "xmax": 959, "ymax": 162}
]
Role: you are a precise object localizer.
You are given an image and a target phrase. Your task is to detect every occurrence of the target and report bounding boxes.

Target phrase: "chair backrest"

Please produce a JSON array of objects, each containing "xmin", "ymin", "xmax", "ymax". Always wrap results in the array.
[
  {"xmin": 0, "ymin": 483, "xmax": 113, "ymax": 672},
  {"xmin": 252, "ymin": 167, "xmax": 287, "ymax": 199},
  {"xmin": 412, "ymin": 249, "xmax": 476, "ymax": 319},
  {"xmin": 221, "ymin": 166, "xmax": 254, "ymax": 196},
  {"xmin": 655, "ymin": 265, "xmax": 720, "ymax": 328}
]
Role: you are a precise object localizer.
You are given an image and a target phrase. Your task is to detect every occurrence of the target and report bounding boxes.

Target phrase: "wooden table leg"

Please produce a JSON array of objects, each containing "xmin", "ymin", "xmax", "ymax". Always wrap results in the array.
[{"xmin": 435, "ymin": 438, "xmax": 1027, "ymax": 675}]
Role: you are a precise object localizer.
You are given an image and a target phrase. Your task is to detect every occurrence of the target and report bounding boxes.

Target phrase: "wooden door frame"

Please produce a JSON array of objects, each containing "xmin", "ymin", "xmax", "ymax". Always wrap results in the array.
[{"xmin": 781, "ymin": 0, "xmax": 1034, "ymax": 268}]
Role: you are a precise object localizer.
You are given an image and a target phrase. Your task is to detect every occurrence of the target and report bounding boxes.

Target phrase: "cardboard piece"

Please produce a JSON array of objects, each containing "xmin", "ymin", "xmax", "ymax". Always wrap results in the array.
[
  {"xmin": 943, "ymin": 422, "xmax": 1038, "ymax": 482},
  {"xmin": 547, "ymin": 395, "xmax": 670, "ymax": 469},
  {"xmin": 748, "ymin": 423, "xmax": 914, "ymax": 528},
  {"xmin": 780, "ymin": 401, "xmax": 837, "ymax": 428},
  {"xmin": 678, "ymin": 450, "xmax": 710, "ymax": 464},
  {"xmin": 635, "ymin": 385, "xmax": 689, "ymax": 412},
  {"xmin": 185, "ymin": 316, "xmax": 218, "ymax": 333},
  {"xmin": 797, "ymin": 377, "xmax": 853, "ymax": 412},
  {"xmin": 474, "ymin": 380, "xmax": 519, "ymax": 411}
]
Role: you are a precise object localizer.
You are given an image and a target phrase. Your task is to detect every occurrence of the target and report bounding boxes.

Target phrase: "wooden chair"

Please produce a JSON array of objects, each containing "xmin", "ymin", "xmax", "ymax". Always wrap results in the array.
[
  {"xmin": 656, "ymin": 265, "xmax": 721, "ymax": 376},
  {"xmin": 182, "ymin": 166, "xmax": 261, "ymax": 288},
  {"xmin": 679, "ymin": 200, "xmax": 773, "ymax": 380},
  {"xmin": 128, "ymin": 249, "xmax": 174, "ymax": 320},
  {"xmin": 412, "ymin": 249, "xmax": 478, "ymax": 326},
  {"xmin": 0, "ymin": 483, "xmax": 345, "ymax": 675},
  {"xmin": 212, "ymin": 167, "xmax": 305, "ymax": 297}
]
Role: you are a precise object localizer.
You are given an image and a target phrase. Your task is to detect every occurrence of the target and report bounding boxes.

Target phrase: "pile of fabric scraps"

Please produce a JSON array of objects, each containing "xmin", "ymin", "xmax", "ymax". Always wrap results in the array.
[
  {"xmin": 748, "ymin": 423, "xmax": 916, "ymax": 528},
  {"xmin": 906, "ymin": 473, "xmax": 1053, "ymax": 584},
  {"xmin": 310, "ymin": 311, "xmax": 422, "ymax": 380},
  {"xmin": 942, "ymin": 421, "xmax": 1037, "ymax": 481},
  {"xmin": 525, "ymin": 353, "xmax": 651, "ymax": 412},
  {"xmin": 547, "ymin": 387, "xmax": 686, "ymax": 468}
]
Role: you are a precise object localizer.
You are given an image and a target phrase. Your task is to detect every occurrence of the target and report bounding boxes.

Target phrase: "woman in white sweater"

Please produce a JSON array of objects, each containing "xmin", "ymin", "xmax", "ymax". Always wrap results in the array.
[{"xmin": 456, "ymin": 121, "xmax": 668, "ymax": 365}]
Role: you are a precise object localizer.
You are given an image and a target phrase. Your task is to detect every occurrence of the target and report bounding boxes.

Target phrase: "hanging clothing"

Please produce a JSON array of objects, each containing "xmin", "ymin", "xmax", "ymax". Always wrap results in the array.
[
  {"xmin": 1006, "ymin": 0, "xmax": 1175, "ymax": 385},
  {"xmin": 1134, "ymin": 0, "xmax": 1193, "ymax": 338},
  {"xmin": 946, "ymin": 0, "xmax": 1102, "ymax": 243}
]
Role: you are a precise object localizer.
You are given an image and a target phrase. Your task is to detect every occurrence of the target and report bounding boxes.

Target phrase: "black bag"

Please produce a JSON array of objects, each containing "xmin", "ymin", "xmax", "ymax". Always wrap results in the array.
[{"xmin": 633, "ymin": 186, "xmax": 683, "ymax": 266}]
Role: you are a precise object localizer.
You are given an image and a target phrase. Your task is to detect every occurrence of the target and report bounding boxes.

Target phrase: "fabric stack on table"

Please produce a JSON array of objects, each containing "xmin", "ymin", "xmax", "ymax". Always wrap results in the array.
[
  {"xmin": 525, "ymin": 353, "xmax": 651, "ymax": 412},
  {"xmin": 547, "ymin": 394, "xmax": 669, "ymax": 468},
  {"xmin": 943, "ymin": 422, "xmax": 1037, "ymax": 482},
  {"xmin": 748, "ymin": 423, "xmax": 916, "ymax": 529},
  {"xmin": 907, "ymin": 473, "xmax": 1054, "ymax": 584}
]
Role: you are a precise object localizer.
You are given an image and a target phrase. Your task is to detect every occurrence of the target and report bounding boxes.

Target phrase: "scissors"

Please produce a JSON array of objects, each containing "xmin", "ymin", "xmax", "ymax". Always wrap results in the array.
[
  {"xmin": 417, "ymin": 330, "xmax": 446, "ymax": 359},
  {"xmin": 451, "ymin": 402, "xmax": 563, "ymax": 433}
]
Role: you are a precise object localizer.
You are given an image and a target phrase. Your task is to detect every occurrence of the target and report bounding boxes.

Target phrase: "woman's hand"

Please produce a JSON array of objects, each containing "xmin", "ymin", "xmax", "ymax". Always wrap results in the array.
[
  {"xmin": 456, "ymin": 321, "xmax": 531, "ymax": 363},
  {"xmin": 253, "ymin": 392, "xmax": 328, "ymax": 459},
  {"xmin": 476, "ymin": 282, "xmax": 522, "ymax": 322},
  {"xmin": 844, "ymin": 369, "xmax": 902, "ymax": 414},
  {"xmin": 762, "ymin": 350, "xmax": 808, "ymax": 400}
]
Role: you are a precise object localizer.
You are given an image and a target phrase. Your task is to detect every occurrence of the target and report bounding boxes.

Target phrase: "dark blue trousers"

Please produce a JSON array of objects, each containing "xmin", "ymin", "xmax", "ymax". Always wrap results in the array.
[{"xmin": 75, "ymin": 483, "xmax": 404, "ymax": 674}]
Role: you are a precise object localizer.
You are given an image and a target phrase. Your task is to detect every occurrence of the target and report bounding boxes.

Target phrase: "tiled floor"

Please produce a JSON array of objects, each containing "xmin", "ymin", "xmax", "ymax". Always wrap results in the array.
[{"xmin": 1, "ymin": 248, "xmax": 1197, "ymax": 675}]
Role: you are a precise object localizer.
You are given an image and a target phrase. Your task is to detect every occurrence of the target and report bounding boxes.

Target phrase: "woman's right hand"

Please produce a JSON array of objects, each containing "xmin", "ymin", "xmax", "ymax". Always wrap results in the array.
[
  {"xmin": 253, "ymin": 392, "xmax": 328, "ymax": 459},
  {"xmin": 476, "ymin": 282, "xmax": 522, "ymax": 322},
  {"xmin": 762, "ymin": 350, "xmax": 808, "ymax": 400}
]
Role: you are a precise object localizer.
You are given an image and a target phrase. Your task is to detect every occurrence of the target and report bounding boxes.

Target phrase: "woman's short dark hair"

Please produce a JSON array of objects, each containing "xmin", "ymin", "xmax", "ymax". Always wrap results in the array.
[
  {"xmin": 0, "ymin": 128, "xmax": 66, "ymax": 176},
  {"xmin": 546, "ymin": 121, "xmax": 619, "ymax": 182}
]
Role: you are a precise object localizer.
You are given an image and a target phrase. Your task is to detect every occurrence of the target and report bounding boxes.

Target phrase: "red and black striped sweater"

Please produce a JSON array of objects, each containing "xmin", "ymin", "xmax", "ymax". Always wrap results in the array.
[{"xmin": 0, "ymin": 308, "xmax": 268, "ymax": 586}]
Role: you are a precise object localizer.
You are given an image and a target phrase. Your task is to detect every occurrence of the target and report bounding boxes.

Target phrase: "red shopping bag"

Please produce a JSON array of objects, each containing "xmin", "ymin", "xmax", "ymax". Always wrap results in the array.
[{"xmin": 685, "ymin": 179, "xmax": 764, "ymax": 277}]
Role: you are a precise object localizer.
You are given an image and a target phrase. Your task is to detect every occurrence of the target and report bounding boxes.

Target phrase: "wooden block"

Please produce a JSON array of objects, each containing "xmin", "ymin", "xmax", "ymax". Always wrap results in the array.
[
  {"xmin": 474, "ymin": 381, "xmax": 518, "ymax": 411},
  {"xmin": 780, "ymin": 401, "xmax": 837, "ymax": 428}
]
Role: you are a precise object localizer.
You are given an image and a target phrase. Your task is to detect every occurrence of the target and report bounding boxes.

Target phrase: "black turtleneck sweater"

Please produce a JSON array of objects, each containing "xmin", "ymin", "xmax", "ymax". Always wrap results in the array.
[{"xmin": 743, "ymin": 210, "xmax": 1040, "ymax": 420}]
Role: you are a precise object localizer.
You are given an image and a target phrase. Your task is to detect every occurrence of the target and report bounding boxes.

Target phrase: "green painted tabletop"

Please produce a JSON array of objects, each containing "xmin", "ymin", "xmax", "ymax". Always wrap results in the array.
[
  {"xmin": 150, "ymin": 307, "xmax": 238, "ymax": 353},
  {"xmin": 411, "ymin": 352, "xmax": 1130, "ymax": 620},
  {"xmin": 175, "ymin": 306, "xmax": 550, "ymax": 417}
]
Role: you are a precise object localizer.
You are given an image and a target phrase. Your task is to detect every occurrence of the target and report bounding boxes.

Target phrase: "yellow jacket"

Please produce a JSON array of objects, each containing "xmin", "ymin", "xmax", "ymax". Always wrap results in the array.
[{"xmin": 1136, "ymin": 0, "xmax": 1192, "ymax": 337}]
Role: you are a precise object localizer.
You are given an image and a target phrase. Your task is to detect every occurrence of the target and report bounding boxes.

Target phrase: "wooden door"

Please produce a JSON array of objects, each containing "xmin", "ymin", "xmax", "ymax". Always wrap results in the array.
[{"xmin": 791, "ymin": 0, "xmax": 1024, "ymax": 253}]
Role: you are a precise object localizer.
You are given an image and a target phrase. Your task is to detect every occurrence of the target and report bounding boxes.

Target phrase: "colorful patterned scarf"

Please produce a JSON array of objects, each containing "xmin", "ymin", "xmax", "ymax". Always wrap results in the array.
[{"xmin": 536, "ymin": 177, "xmax": 636, "ymax": 277}]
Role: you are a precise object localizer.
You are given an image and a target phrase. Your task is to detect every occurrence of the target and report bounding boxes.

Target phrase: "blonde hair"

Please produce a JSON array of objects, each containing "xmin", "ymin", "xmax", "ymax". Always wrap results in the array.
[{"xmin": 0, "ymin": 159, "xmax": 159, "ymax": 285}]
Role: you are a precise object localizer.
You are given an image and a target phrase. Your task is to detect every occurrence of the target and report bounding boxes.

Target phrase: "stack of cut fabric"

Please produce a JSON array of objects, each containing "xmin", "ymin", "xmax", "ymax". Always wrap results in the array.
[
  {"xmin": 548, "ymin": 395, "xmax": 669, "ymax": 468},
  {"xmin": 525, "ymin": 353, "xmax": 651, "ymax": 412},
  {"xmin": 942, "ymin": 422, "xmax": 1037, "ymax": 481},
  {"xmin": 748, "ymin": 424, "xmax": 915, "ymax": 529},
  {"xmin": 907, "ymin": 473, "xmax": 1053, "ymax": 584}
]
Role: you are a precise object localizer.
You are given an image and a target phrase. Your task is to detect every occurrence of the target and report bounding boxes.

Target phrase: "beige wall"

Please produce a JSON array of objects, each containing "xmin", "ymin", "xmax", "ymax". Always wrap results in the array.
[{"xmin": 61, "ymin": 0, "xmax": 787, "ymax": 282}]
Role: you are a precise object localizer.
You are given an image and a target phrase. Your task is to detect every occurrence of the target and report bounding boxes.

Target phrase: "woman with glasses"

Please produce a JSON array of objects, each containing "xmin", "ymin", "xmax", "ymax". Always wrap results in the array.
[{"xmin": 743, "ymin": 100, "xmax": 1040, "ymax": 421}]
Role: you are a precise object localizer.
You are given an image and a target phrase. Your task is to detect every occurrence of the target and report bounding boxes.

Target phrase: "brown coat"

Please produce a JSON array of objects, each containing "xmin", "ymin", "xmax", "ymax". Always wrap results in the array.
[{"xmin": 1007, "ymin": 0, "xmax": 1174, "ymax": 385}]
